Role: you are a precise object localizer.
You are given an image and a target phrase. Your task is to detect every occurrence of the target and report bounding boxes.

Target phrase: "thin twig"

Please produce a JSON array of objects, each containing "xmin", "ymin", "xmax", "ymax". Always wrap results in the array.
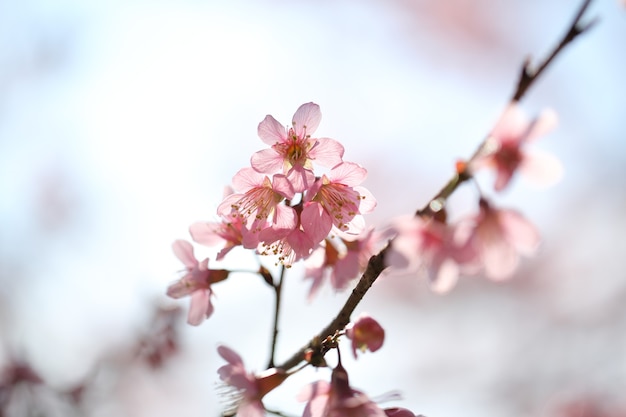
[
  {"xmin": 511, "ymin": 0, "xmax": 597, "ymax": 102},
  {"xmin": 267, "ymin": 265, "xmax": 286, "ymax": 368}
]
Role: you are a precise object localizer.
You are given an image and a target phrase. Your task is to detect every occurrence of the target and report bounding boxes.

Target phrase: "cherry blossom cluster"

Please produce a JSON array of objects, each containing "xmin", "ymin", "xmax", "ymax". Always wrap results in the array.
[{"xmin": 167, "ymin": 103, "xmax": 378, "ymax": 326}]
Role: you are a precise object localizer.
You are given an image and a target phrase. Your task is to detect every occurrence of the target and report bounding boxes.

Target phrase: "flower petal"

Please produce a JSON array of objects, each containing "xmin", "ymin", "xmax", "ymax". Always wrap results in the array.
[
  {"xmin": 498, "ymin": 209, "xmax": 541, "ymax": 256},
  {"xmin": 187, "ymin": 289, "xmax": 212, "ymax": 325},
  {"xmin": 189, "ymin": 222, "xmax": 224, "ymax": 247},
  {"xmin": 309, "ymin": 138, "xmax": 345, "ymax": 167},
  {"xmin": 520, "ymin": 150, "xmax": 564, "ymax": 188},
  {"xmin": 251, "ymin": 148, "xmax": 284, "ymax": 174},
  {"xmin": 292, "ymin": 102, "xmax": 321, "ymax": 137},
  {"xmin": 329, "ymin": 162, "xmax": 367, "ymax": 186},
  {"xmin": 172, "ymin": 240, "xmax": 197, "ymax": 268},
  {"xmin": 258, "ymin": 114, "xmax": 286, "ymax": 145}
]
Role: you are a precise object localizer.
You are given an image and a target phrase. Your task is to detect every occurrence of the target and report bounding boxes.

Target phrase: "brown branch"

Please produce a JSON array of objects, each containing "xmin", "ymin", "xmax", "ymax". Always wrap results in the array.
[
  {"xmin": 511, "ymin": 0, "xmax": 597, "ymax": 102},
  {"xmin": 273, "ymin": 0, "xmax": 597, "ymax": 373},
  {"xmin": 276, "ymin": 245, "xmax": 389, "ymax": 371}
]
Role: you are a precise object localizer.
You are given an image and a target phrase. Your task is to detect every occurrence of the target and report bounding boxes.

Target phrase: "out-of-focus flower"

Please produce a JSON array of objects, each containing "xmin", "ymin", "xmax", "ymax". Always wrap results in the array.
[
  {"xmin": 345, "ymin": 313, "xmax": 385, "ymax": 359},
  {"xmin": 251, "ymin": 102, "xmax": 345, "ymax": 192},
  {"xmin": 298, "ymin": 362, "xmax": 387, "ymax": 417},
  {"xmin": 304, "ymin": 229, "xmax": 377, "ymax": 299},
  {"xmin": 387, "ymin": 215, "xmax": 477, "ymax": 293},
  {"xmin": 166, "ymin": 240, "xmax": 229, "ymax": 325},
  {"xmin": 469, "ymin": 103, "xmax": 562, "ymax": 191},
  {"xmin": 467, "ymin": 199, "xmax": 540, "ymax": 280},
  {"xmin": 217, "ymin": 345, "xmax": 287, "ymax": 417},
  {"xmin": 135, "ymin": 305, "xmax": 182, "ymax": 368}
]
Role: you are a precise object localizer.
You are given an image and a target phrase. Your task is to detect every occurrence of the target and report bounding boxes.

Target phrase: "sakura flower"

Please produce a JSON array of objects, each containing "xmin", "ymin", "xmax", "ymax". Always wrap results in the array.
[
  {"xmin": 298, "ymin": 362, "xmax": 387, "ymax": 417},
  {"xmin": 251, "ymin": 102, "xmax": 345, "ymax": 192},
  {"xmin": 218, "ymin": 168, "xmax": 296, "ymax": 242},
  {"xmin": 345, "ymin": 313, "xmax": 385, "ymax": 359},
  {"xmin": 387, "ymin": 215, "xmax": 477, "ymax": 293},
  {"xmin": 304, "ymin": 229, "xmax": 377, "ymax": 300},
  {"xmin": 258, "ymin": 203, "xmax": 325, "ymax": 266},
  {"xmin": 469, "ymin": 103, "xmax": 562, "ymax": 191},
  {"xmin": 166, "ymin": 240, "xmax": 229, "ymax": 326},
  {"xmin": 306, "ymin": 162, "xmax": 377, "ymax": 235},
  {"xmin": 189, "ymin": 215, "xmax": 245, "ymax": 261},
  {"xmin": 217, "ymin": 345, "xmax": 287, "ymax": 417},
  {"xmin": 468, "ymin": 199, "xmax": 541, "ymax": 280}
]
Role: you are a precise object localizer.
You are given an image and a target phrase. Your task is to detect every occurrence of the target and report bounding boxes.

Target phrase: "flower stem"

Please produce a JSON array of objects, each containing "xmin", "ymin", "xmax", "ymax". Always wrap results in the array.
[{"xmin": 267, "ymin": 265, "xmax": 286, "ymax": 368}]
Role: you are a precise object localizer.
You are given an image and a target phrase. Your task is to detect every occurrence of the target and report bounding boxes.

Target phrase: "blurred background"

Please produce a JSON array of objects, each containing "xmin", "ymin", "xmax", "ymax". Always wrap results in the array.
[{"xmin": 1, "ymin": 0, "xmax": 625, "ymax": 416}]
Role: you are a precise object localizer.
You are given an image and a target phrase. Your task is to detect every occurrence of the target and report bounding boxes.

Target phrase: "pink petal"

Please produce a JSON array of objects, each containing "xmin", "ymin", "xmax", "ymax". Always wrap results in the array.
[
  {"xmin": 309, "ymin": 138, "xmax": 345, "ymax": 167},
  {"xmin": 189, "ymin": 222, "xmax": 224, "ymax": 247},
  {"xmin": 429, "ymin": 258, "xmax": 459, "ymax": 294},
  {"xmin": 355, "ymin": 186, "xmax": 377, "ymax": 213},
  {"xmin": 525, "ymin": 108, "xmax": 558, "ymax": 143},
  {"xmin": 297, "ymin": 380, "xmax": 331, "ymax": 402},
  {"xmin": 329, "ymin": 162, "xmax": 367, "ymax": 186},
  {"xmin": 301, "ymin": 202, "xmax": 333, "ymax": 246},
  {"xmin": 292, "ymin": 102, "xmax": 321, "ymax": 137},
  {"xmin": 217, "ymin": 345, "xmax": 244, "ymax": 367},
  {"xmin": 166, "ymin": 279, "xmax": 192, "ymax": 299},
  {"xmin": 480, "ymin": 235, "xmax": 519, "ymax": 281},
  {"xmin": 232, "ymin": 167, "xmax": 266, "ymax": 191},
  {"xmin": 498, "ymin": 209, "xmax": 541, "ymax": 256},
  {"xmin": 172, "ymin": 240, "xmax": 197, "ymax": 268},
  {"xmin": 272, "ymin": 204, "xmax": 297, "ymax": 231},
  {"xmin": 286, "ymin": 165, "xmax": 315, "ymax": 193},
  {"xmin": 187, "ymin": 289, "xmax": 212, "ymax": 326},
  {"xmin": 217, "ymin": 193, "xmax": 242, "ymax": 217},
  {"xmin": 520, "ymin": 150, "xmax": 563, "ymax": 188},
  {"xmin": 251, "ymin": 148, "xmax": 284, "ymax": 174},
  {"xmin": 258, "ymin": 114, "xmax": 286, "ymax": 145},
  {"xmin": 271, "ymin": 174, "xmax": 295, "ymax": 200},
  {"xmin": 490, "ymin": 103, "xmax": 528, "ymax": 142},
  {"xmin": 237, "ymin": 400, "xmax": 266, "ymax": 417}
]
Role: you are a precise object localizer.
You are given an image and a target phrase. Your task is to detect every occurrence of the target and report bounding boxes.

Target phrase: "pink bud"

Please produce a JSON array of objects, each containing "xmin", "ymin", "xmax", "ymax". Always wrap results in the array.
[{"xmin": 345, "ymin": 313, "xmax": 385, "ymax": 359}]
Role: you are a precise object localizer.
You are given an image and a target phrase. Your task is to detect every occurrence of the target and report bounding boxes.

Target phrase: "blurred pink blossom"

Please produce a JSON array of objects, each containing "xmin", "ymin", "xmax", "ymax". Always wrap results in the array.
[
  {"xmin": 470, "ymin": 103, "xmax": 562, "ymax": 191},
  {"xmin": 387, "ymin": 215, "xmax": 477, "ymax": 293},
  {"xmin": 166, "ymin": 240, "xmax": 229, "ymax": 325},
  {"xmin": 298, "ymin": 362, "xmax": 387, "ymax": 417},
  {"xmin": 217, "ymin": 345, "xmax": 287, "ymax": 417},
  {"xmin": 467, "ymin": 199, "xmax": 540, "ymax": 280},
  {"xmin": 345, "ymin": 313, "xmax": 385, "ymax": 359}
]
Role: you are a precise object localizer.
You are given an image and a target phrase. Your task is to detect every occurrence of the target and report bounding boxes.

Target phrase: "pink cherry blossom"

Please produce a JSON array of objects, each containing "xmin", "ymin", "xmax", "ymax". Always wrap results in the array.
[
  {"xmin": 470, "ymin": 103, "xmax": 562, "ymax": 191},
  {"xmin": 258, "ymin": 203, "xmax": 326, "ymax": 266},
  {"xmin": 298, "ymin": 362, "xmax": 387, "ymax": 417},
  {"xmin": 345, "ymin": 313, "xmax": 385, "ymax": 359},
  {"xmin": 166, "ymin": 240, "xmax": 229, "ymax": 326},
  {"xmin": 217, "ymin": 345, "xmax": 287, "ymax": 417},
  {"xmin": 387, "ymin": 215, "xmax": 477, "ymax": 293},
  {"xmin": 218, "ymin": 168, "xmax": 297, "ymax": 242},
  {"xmin": 251, "ymin": 102, "xmax": 345, "ymax": 192},
  {"xmin": 468, "ymin": 199, "xmax": 541, "ymax": 280},
  {"xmin": 304, "ymin": 229, "xmax": 377, "ymax": 300},
  {"xmin": 306, "ymin": 162, "xmax": 377, "ymax": 235}
]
